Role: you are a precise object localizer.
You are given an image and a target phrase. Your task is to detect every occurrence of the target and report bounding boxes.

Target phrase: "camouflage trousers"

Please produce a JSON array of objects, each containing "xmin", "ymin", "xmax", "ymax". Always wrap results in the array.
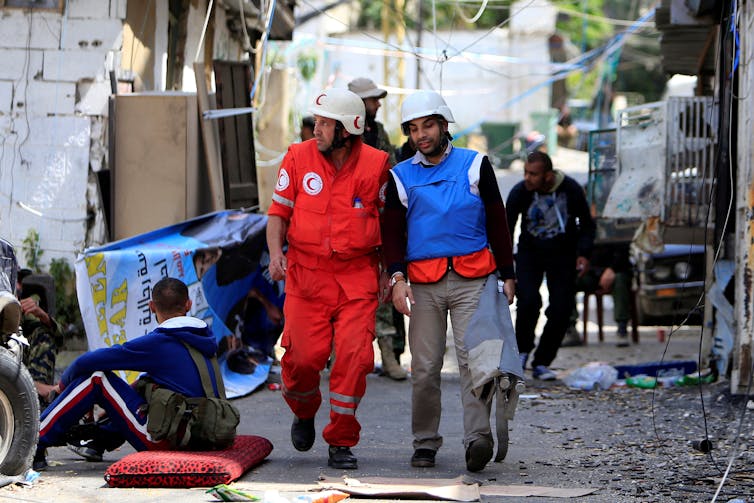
[
  {"xmin": 23, "ymin": 326, "xmax": 58, "ymax": 385},
  {"xmin": 375, "ymin": 303, "xmax": 406, "ymax": 356}
]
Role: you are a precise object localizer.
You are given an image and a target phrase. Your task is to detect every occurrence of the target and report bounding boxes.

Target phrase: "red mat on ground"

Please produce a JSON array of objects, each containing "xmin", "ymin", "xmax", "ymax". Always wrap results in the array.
[{"xmin": 104, "ymin": 435, "xmax": 273, "ymax": 488}]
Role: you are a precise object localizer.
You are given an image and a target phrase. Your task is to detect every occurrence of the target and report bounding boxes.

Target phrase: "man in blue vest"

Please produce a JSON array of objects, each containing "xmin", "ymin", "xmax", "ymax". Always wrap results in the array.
[{"xmin": 382, "ymin": 90, "xmax": 516, "ymax": 472}]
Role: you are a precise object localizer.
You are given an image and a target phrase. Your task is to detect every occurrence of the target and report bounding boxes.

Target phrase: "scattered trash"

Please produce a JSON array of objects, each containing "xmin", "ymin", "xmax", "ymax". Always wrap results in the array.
[
  {"xmin": 23, "ymin": 469, "xmax": 40, "ymax": 484},
  {"xmin": 614, "ymin": 360, "xmax": 696, "ymax": 379},
  {"xmin": 625, "ymin": 375, "xmax": 660, "ymax": 389},
  {"xmin": 262, "ymin": 490, "xmax": 291, "ymax": 503},
  {"xmin": 0, "ymin": 475, "xmax": 23, "ymax": 489},
  {"xmin": 207, "ymin": 484, "xmax": 260, "ymax": 501},
  {"xmin": 294, "ymin": 490, "xmax": 349, "ymax": 503},
  {"xmin": 675, "ymin": 370, "xmax": 716, "ymax": 386},
  {"xmin": 207, "ymin": 487, "xmax": 349, "ymax": 503},
  {"xmin": 623, "ymin": 375, "xmax": 673, "ymax": 388},
  {"xmin": 562, "ymin": 363, "xmax": 618, "ymax": 390},
  {"xmin": 624, "ymin": 368, "xmax": 717, "ymax": 389},
  {"xmin": 691, "ymin": 439, "xmax": 713, "ymax": 453},
  {"xmin": 0, "ymin": 469, "xmax": 39, "ymax": 489}
]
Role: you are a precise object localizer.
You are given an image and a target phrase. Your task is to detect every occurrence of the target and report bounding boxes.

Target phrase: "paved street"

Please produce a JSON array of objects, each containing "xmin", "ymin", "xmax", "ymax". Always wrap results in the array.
[{"xmin": 6, "ymin": 304, "xmax": 750, "ymax": 503}]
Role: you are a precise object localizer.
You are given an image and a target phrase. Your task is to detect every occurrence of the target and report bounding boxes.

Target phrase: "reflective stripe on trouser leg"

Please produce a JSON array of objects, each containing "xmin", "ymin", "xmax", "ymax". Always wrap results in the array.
[
  {"xmin": 39, "ymin": 371, "xmax": 156, "ymax": 451},
  {"xmin": 322, "ymin": 295, "xmax": 377, "ymax": 447}
]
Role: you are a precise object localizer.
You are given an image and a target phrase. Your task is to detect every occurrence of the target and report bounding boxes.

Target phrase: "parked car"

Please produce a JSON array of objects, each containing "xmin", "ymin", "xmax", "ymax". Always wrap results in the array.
[{"xmin": 633, "ymin": 243, "xmax": 706, "ymax": 325}]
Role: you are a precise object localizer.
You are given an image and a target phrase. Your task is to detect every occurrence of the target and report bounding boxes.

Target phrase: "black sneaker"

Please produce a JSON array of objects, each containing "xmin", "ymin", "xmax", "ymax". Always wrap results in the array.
[
  {"xmin": 327, "ymin": 445, "xmax": 357, "ymax": 469},
  {"xmin": 67, "ymin": 439, "xmax": 104, "ymax": 462},
  {"xmin": 32, "ymin": 448, "xmax": 48, "ymax": 471},
  {"xmin": 465, "ymin": 438, "xmax": 493, "ymax": 472},
  {"xmin": 410, "ymin": 448, "xmax": 436, "ymax": 468},
  {"xmin": 291, "ymin": 417, "xmax": 315, "ymax": 452}
]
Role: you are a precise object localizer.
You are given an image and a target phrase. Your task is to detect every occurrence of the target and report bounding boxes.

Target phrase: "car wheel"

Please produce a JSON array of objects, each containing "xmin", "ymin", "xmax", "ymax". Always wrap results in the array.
[{"xmin": 0, "ymin": 346, "xmax": 39, "ymax": 475}]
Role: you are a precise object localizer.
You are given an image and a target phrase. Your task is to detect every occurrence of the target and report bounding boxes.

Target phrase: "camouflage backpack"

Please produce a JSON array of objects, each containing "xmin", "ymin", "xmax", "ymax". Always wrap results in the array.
[{"xmin": 138, "ymin": 343, "xmax": 240, "ymax": 450}]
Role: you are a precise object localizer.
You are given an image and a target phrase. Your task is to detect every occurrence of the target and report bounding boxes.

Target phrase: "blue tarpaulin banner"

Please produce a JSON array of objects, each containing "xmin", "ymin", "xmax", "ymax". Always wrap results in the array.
[{"xmin": 74, "ymin": 210, "xmax": 283, "ymax": 398}]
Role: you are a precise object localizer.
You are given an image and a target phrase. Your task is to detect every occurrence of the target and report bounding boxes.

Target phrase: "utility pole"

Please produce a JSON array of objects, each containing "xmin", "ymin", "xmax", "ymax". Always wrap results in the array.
[{"xmin": 416, "ymin": 0, "xmax": 423, "ymax": 89}]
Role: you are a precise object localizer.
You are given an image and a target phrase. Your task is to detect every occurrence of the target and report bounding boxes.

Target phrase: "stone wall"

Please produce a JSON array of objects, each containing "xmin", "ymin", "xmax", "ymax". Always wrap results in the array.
[{"xmin": 0, "ymin": 0, "xmax": 126, "ymax": 266}]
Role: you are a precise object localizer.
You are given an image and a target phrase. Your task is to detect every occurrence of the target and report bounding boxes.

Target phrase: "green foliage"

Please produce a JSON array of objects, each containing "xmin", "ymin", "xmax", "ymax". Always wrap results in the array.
[
  {"xmin": 451, "ymin": 133, "xmax": 468, "ymax": 148},
  {"xmin": 556, "ymin": 0, "xmax": 612, "ymax": 52},
  {"xmin": 266, "ymin": 46, "xmax": 285, "ymax": 67},
  {"xmin": 567, "ymin": 67, "xmax": 600, "ymax": 102},
  {"xmin": 297, "ymin": 50, "xmax": 318, "ymax": 82},
  {"xmin": 356, "ymin": 0, "xmax": 509, "ymax": 31},
  {"xmin": 20, "ymin": 229, "xmax": 82, "ymax": 337},
  {"xmin": 22, "ymin": 229, "xmax": 43, "ymax": 272},
  {"xmin": 357, "ymin": 0, "xmax": 383, "ymax": 29},
  {"xmin": 48, "ymin": 258, "xmax": 82, "ymax": 336}
]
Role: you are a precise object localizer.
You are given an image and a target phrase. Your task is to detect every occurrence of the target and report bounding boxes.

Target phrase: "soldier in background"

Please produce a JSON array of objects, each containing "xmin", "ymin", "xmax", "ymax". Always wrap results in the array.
[
  {"xmin": 347, "ymin": 77, "xmax": 406, "ymax": 380},
  {"xmin": 16, "ymin": 269, "xmax": 63, "ymax": 405}
]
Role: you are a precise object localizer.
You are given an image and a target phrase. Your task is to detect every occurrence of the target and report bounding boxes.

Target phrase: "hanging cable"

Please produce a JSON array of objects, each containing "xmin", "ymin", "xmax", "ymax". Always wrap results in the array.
[
  {"xmin": 249, "ymin": 0, "xmax": 277, "ymax": 102},
  {"xmin": 194, "ymin": 0, "xmax": 215, "ymax": 63},
  {"xmin": 237, "ymin": 0, "xmax": 253, "ymax": 52},
  {"xmin": 455, "ymin": 0, "xmax": 489, "ymax": 24}
]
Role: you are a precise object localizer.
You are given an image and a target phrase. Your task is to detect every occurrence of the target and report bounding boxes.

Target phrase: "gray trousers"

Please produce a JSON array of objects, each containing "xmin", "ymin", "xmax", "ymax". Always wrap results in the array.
[{"xmin": 408, "ymin": 271, "xmax": 492, "ymax": 451}]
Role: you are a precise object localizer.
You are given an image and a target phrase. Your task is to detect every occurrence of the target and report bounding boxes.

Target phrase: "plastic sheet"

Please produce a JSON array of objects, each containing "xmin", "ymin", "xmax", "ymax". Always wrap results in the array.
[{"xmin": 562, "ymin": 363, "xmax": 618, "ymax": 390}]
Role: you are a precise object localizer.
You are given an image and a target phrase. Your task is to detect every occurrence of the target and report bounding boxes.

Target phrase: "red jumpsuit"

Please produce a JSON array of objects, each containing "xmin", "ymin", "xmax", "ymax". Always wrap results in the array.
[{"xmin": 268, "ymin": 138, "xmax": 390, "ymax": 447}]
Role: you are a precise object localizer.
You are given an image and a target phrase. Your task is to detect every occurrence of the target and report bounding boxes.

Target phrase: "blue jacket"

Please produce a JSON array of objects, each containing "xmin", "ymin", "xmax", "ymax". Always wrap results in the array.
[{"xmin": 61, "ymin": 316, "xmax": 219, "ymax": 397}]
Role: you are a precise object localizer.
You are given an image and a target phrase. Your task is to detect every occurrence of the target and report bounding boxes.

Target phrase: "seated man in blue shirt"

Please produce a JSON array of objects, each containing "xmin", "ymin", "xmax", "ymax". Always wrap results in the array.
[{"xmin": 34, "ymin": 277, "xmax": 221, "ymax": 470}]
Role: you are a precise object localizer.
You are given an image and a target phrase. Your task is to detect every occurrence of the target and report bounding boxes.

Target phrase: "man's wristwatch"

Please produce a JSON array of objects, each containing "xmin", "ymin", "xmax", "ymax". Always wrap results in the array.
[{"xmin": 390, "ymin": 272, "xmax": 406, "ymax": 287}]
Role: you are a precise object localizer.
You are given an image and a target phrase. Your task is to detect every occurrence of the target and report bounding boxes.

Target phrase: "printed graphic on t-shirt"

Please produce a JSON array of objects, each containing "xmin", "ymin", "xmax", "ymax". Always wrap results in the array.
[{"xmin": 526, "ymin": 192, "xmax": 568, "ymax": 239}]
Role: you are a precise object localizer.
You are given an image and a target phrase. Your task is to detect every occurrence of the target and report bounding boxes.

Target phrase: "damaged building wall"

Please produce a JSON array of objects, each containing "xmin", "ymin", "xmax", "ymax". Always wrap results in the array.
[
  {"xmin": 732, "ymin": 1, "xmax": 754, "ymax": 393},
  {"xmin": 0, "ymin": 1, "xmax": 126, "ymax": 267},
  {"xmin": 0, "ymin": 0, "xmax": 253, "ymax": 266}
]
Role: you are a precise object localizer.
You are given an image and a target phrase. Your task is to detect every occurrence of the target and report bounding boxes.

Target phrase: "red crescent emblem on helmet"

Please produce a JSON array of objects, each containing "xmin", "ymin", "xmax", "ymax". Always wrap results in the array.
[
  {"xmin": 315, "ymin": 93, "xmax": 326, "ymax": 105},
  {"xmin": 354, "ymin": 116, "xmax": 361, "ymax": 129}
]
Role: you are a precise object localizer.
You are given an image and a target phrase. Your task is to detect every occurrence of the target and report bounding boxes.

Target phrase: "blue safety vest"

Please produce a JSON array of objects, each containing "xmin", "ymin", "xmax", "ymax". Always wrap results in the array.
[{"xmin": 392, "ymin": 148, "xmax": 488, "ymax": 261}]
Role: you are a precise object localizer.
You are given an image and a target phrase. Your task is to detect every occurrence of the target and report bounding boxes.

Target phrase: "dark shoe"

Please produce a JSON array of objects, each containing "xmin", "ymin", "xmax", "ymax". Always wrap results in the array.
[
  {"xmin": 617, "ymin": 320, "xmax": 628, "ymax": 336},
  {"xmin": 32, "ymin": 448, "xmax": 48, "ymax": 471},
  {"xmin": 291, "ymin": 416, "xmax": 315, "ymax": 452},
  {"xmin": 411, "ymin": 448, "xmax": 436, "ymax": 468},
  {"xmin": 519, "ymin": 352, "xmax": 528, "ymax": 372},
  {"xmin": 616, "ymin": 321, "xmax": 630, "ymax": 347},
  {"xmin": 561, "ymin": 325, "xmax": 583, "ymax": 347},
  {"xmin": 327, "ymin": 445, "xmax": 357, "ymax": 469},
  {"xmin": 67, "ymin": 438, "xmax": 105, "ymax": 462},
  {"xmin": 532, "ymin": 365, "xmax": 557, "ymax": 381},
  {"xmin": 466, "ymin": 438, "xmax": 493, "ymax": 472}
]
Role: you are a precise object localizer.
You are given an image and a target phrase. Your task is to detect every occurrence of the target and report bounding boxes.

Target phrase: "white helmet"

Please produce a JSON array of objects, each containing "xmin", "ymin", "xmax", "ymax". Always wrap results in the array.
[
  {"xmin": 309, "ymin": 88, "xmax": 365, "ymax": 135},
  {"xmin": 401, "ymin": 90, "xmax": 455, "ymax": 125}
]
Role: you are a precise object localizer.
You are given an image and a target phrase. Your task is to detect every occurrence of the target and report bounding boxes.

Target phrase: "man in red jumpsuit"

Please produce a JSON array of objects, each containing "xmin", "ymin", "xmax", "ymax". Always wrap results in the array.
[{"xmin": 266, "ymin": 88, "xmax": 390, "ymax": 470}]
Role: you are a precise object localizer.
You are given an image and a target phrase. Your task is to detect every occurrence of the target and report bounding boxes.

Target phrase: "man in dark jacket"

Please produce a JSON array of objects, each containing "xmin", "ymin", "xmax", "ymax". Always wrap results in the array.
[
  {"xmin": 506, "ymin": 151, "xmax": 595, "ymax": 380},
  {"xmin": 33, "ymin": 277, "xmax": 221, "ymax": 469}
]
